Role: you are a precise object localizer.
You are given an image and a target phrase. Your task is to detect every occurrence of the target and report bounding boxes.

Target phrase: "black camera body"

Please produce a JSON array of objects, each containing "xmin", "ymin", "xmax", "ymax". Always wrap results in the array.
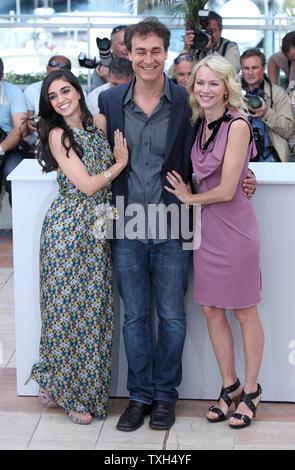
[
  {"xmin": 78, "ymin": 36, "xmax": 112, "ymax": 69},
  {"xmin": 78, "ymin": 52, "xmax": 98, "ymax": 69},
  {"xmin": 0, "ymin": 153, "xmax": 6, "ymax": 172},
  {"xmin": 251, "ymin": 127, "xmax": 265, "ymax": 160},
  {"xmin": 193, "ymin": 10, "xmax": 212, "ymax": 50}
]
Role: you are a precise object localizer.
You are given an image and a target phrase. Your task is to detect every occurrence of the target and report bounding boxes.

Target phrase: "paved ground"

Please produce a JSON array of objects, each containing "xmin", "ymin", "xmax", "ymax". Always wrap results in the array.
[{"xmin": 1, "ymin": 230, "xmax": 295, "ymax": 450}]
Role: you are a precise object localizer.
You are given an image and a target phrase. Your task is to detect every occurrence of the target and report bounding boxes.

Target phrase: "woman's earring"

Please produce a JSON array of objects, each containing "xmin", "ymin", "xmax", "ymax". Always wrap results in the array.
[{"xmin": 224, "ymin": 94, "xmax": 228, "ymax": 99}]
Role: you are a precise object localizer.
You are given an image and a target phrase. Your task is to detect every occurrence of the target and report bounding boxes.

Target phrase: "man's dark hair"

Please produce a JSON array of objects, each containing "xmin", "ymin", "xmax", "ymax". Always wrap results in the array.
[
  {"xmin": 240, "ymin": 48, "xmax": 266, "ymax": 67},
  {"xmin": 208, "ymin": 11, "xmax": 223, "ymax": 30},
  {"xmin": 0, "ymin": 58, "xmax": 4, "ymax": 78},
  {"xmin": 282, "ymin": 31, "xmax": 295, "ymax": 55},
  {"xmin": 124, "ymin": 19, "xmax": 170, "ymax": 52},
  {"xmin": 109, "ymin": 57, "xmax": 133, "ymax": 78}
]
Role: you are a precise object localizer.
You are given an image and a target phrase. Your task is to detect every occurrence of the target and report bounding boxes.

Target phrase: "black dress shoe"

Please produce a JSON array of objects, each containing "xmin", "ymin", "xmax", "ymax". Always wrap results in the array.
[
  {"xmin": 116, "ymin": 400, "xmax": 153, "ymax": 432},
  {"xmin": 149, "ymin": 400, "xmax": 176, "ymax": 430}
]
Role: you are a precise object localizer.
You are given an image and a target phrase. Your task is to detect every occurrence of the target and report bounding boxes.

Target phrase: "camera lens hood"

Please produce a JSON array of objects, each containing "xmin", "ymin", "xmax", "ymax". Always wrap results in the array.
[{"xmin": 247, "ymin": 95, "xmax": 262, "ymax": 109}]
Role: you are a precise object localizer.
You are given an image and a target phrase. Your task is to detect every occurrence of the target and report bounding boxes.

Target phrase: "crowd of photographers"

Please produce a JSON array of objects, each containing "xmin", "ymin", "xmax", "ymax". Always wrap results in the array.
[
  {"xmin": 78, "ymin": 11, "xmax": 295, "ymax": 163},
  {"xmin": 1, "ymin": 11, "xmax": 295, "ymax": 205},
  {"xmin": 169, "ymin": 10, "xmax": 294, "ymax": 163}
]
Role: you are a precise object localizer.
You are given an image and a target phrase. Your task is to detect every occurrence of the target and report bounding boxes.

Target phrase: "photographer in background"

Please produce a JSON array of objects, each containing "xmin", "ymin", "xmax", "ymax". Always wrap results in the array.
[
  {"xmin": 268, "ymin": 31, "xmax": 295, "ymax": 87},
  {"xmin": 0, "ymin": 57, "xmax": 27, "ymax": 205},
  {"xmin": 241, "ymin": 48, "xmax": 294, "ymax": 162},
  {"xmin": 172, "ymin": 54, "xmax": 197, "ymax": 88},
  {"xmin": 92, "ymin": 25, "xmax": 129, "ymax": 89},
  {"xmin": 182, "ymin": 11, "xmax": 240, "ymax": 73},
  {"xmin": 87, "ymin": 57, "xmax": 133, "ymax": 116}
]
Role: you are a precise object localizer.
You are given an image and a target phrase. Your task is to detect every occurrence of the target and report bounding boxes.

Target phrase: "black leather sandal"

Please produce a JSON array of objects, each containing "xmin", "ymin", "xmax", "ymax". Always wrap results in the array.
[
  {"xmin": 207, "ymin": 378, "xmax": 241, "ymax": 423},
  {"xmin": 229, "ymin": 383, "xmax": 262, "ymax": 429}
]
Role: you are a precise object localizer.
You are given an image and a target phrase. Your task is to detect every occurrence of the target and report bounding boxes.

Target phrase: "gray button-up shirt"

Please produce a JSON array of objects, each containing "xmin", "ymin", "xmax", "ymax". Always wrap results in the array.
[{"xmin": 123, "ymin": 75, "xmax": 172, "ymax": 243}]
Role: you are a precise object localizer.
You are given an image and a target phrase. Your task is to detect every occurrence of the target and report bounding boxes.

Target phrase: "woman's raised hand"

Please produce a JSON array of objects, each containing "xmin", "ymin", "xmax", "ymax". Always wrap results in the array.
[{"xmin": 113, "ymin": 129, "xmax": 128, "ymax": 169}]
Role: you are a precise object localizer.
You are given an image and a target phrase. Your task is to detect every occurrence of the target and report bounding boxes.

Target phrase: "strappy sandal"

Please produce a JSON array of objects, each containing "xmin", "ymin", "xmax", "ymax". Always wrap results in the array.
[
  {"xmin": 67, "ymin": 410, "xmax": 93, "ymax": 425},
  {"xmin": 207, "ymin": 378, "xmax": 241, "ymax": 423},
  {"xmin": 39, "ymin": 387, "xmax": 59, "ymax": 408},
  {"xmin": 229, "ymin": 383, "xmax": 262, "ymax": 429}
]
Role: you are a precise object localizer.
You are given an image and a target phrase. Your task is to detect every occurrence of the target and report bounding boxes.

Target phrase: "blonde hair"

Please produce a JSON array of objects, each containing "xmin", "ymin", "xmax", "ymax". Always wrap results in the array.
[{"xmin": 187, "ymin": 55, "xmax": 246, "ymax": 124}]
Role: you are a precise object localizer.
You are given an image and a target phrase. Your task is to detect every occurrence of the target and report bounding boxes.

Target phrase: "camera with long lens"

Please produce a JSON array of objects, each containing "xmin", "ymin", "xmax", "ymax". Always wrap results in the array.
[
  {"xmin": 193, "ymin": 10, "xmax": 212, "ymax": 50},
  {"xmin": 78, "ymin": 36, "xmax": 112, "ymax": 69},
  {"xmin": 96, "ymin": 37, "xmax": 112, "ymax": 66}
]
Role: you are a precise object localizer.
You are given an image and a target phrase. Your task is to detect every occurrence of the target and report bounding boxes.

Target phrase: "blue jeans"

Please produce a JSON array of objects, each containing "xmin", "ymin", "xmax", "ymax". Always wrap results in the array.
[
  {"xmin": 112, "ymin": 239, "xmax": 191, "ymax": 404},
  {"xmin": 1, "ymin": 151, "xmax": 23, "ymax": 205}
]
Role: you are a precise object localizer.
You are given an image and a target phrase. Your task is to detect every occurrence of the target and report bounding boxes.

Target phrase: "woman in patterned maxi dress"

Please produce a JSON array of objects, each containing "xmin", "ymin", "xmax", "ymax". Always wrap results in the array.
[
  {"xmin": 30, "ymin": 70, "xmax": 128, "ymax": 424},
  {"xmin": 165, "ymin": 56, "xmax": 264, "ymax": 430}
]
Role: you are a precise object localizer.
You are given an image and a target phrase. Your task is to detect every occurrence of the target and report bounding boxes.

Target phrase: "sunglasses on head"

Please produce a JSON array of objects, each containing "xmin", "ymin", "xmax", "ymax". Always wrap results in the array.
[
  {"xmin": 111, "ymin": 25, "xmax": 127, "ymax": 35},
  {"xmin": 174, "ymin": 55, "xmax": 196, "ymax": 65},
  {"xmin": 48, "ymin": 60, "xmax": 70, "ymax": 69}
]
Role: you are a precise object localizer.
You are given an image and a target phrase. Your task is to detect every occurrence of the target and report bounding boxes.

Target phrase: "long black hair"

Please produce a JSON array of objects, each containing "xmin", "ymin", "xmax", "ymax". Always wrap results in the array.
[{"xmin": 37, "ymin": 69, "xmax": 93, "ymax": 172}]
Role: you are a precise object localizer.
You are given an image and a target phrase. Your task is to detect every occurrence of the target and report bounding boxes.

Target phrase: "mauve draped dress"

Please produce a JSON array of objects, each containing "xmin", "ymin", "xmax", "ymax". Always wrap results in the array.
[{"xmin": 191, "ymin": 110, "xmax": 261, "ymax": 309}]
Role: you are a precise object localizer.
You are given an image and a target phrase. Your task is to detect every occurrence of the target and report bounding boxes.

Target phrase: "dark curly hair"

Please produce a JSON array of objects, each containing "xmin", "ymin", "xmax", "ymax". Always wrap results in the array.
[
  {"xmin": 124, "ymin": 18, "xmax": 170, "ymax": 52},
  {"xmin": 37, "ymin": 69, "xmax": 93, "ymax": 172}
]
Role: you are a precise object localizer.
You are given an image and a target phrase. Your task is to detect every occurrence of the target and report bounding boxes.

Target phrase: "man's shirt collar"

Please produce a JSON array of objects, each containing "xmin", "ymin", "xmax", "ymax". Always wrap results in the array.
[
  {"xmin": 245, "ymin": 79, "xmax": 265, "ymax": 96},
  {"xmin": 123, "ymin": 73, "xmax": 171, "ymax": 105}
]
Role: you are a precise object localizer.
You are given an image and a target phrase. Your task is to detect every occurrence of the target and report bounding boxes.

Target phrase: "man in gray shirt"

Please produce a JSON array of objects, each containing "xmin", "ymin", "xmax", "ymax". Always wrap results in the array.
[
  {"xmin": 124, "ymin": 74, "xmax": 172, "ymax": 241},
  {"xmin": 98, "ymin": 19, "xmax": 256, "ymax": 433}
]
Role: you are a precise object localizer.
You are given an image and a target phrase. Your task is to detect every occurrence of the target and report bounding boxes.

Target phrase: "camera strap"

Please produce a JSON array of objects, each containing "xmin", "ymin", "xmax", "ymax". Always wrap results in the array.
[
  {"xmin": 263, "ymin": 75, "xmax": 273, "ymax": 108},
  {"xmin": 219, "ymin": 38, "xmax": 230, "ymax": 57},
  {"xmin": 18, "ymin": 118, "xmax": 36, "ymax": 158},
  {"xmin": 284, "ymin": 60, "xmax": 292, "ymax": 89},
  {"xmin": 194, "ymin": 38, "xmax": 230, "ymax": 60}
]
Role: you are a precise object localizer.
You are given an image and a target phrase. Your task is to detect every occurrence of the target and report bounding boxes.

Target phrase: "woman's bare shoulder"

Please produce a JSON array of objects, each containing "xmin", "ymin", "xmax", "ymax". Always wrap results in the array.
[
  {"xmin": 49, "ymin": 127, "xmax": 63, "ymax": 141},
  {"xmin": 229, "ymin": 117, "xmax": 250, "ymax": 137}
]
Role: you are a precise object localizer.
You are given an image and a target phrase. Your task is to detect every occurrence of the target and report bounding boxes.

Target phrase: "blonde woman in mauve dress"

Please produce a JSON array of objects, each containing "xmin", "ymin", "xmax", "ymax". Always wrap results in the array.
[
  {"xmin": 165, "ymin": 55, "xmax": 264, "ymax": 430},
  {"xmin": 30, "ymin": 69, "xmax": 128, "ymax": 425}
]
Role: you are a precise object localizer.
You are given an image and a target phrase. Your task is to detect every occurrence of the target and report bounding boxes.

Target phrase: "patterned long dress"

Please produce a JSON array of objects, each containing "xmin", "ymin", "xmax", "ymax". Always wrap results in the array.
[{"xmin": 31, "ymin": 126, "xmax": 115, "ymax": 418}]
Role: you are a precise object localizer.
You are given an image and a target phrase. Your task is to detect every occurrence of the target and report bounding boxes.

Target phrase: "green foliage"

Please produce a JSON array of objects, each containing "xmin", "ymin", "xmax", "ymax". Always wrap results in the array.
[
  {"xmin": 4, "ymin": 72, "xmax": 46, "ymax": 84},
  {"xmin": 118, "ymin": 0, "xmax": 208, "ymax": 28},
  {"xmin": 281, "ymin": 0, "xmax": 295, "ymax": 16},
  {"xmin": 172, "ymin": 0, "xmax": 209, "ymax": 29},
  {"xmin": 4, "ymin": 71, "xmax": 88, "ymax": 85}
]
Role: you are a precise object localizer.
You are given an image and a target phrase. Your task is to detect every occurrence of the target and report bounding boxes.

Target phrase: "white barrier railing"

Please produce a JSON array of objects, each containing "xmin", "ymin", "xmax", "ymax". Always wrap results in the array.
[{"xmin": 0, "ymin": 13, "xmax": 295, "ymax": 88}]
